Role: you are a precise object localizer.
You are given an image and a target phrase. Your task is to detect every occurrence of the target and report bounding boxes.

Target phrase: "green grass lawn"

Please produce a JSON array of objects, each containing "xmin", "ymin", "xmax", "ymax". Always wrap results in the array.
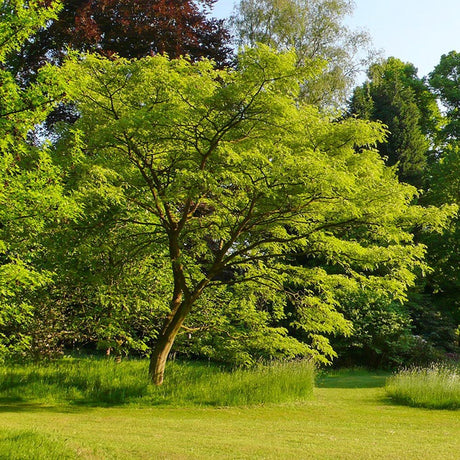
[{"xmin": 1, "ymin": 365, "xmax": 459, "ymax": 459}]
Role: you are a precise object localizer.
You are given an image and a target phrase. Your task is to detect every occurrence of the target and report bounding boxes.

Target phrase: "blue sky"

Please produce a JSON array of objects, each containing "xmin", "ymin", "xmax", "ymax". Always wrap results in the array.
[{"xmin": 212, "ymin": 0, "xmax": 460, "ymax": 78}]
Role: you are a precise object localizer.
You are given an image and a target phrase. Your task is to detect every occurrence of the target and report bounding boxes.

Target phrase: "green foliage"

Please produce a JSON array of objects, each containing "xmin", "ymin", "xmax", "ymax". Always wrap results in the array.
[
  {"xmin": 39, "ymin": 219, "xmax": 172, "ymax": 357},
  {"xmin": 331, "ymin": 292, "xmax": 414, "ymax": 368},
  {"xmin": 349, "ymin": 57, "xmax": 441, "ymax": 186},
  {"xmin": 0, "ymin": 0, "xmax": 61, "ymax": 62},
  {"xmin": 175, "ymin": 284, "xmax": 318, "ymax": 366},
  {"xmin": 0, "ymin": 0, "xmax": 78, "ymax": 360},
  {"xmin": 231, "ymin": 0, "xmax": 373, "ymax": 106},
  {"xmin": 59, "ymin": 47, "xmax": 451, "ymax": 368},
  {"xmin": 347, "ymin": 56, "xmax": 459, "ymax": 365},
  {"xmin": 420, "ymin": 144, "xmax": 460, "ymax": 341},
  {"xmin": 0, "ymin": 357, "xmax": 315, "ymax": 406},
  {"xmin": 429, "ymin": 50, "xmax": 460, "ymax": 141},
  {"xmin": 385, "ymin": 363, "xmax": 460, "ymax": 409}
]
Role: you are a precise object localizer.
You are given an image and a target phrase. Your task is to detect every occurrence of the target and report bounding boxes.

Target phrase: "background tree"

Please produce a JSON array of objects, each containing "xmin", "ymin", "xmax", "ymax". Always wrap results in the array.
[
  {"xmin": 349, "ymin": 57, "xmax": 442, "ymax": 188},
  {"xmin": 231, "ymin": 0, "xmax": 374, "ymax": 107},
  {"xmin": 429, "ymin": 50, "xmax": 460, "ymax": 143},
  {"xmin": 62, "ymin": 46, "xmax": 450, "ymax": 384},
  {"xmin": 11, "ymin": 0, "xmax": 231, "ymax": 78},
  {"xmin": 424, "ymin": 52, "xmax": 460, "ymax": 337},
  {"xmin": 8, "ymin": 0, "xmax": 232, "ymax": 140},
  {"xmin": 0, "ymin": 0, "xmax": 77, "ymax": 359},
  {"xmin": 419, "ymin": 145, "xmax": 460, "ymax": 353},
  {"xmin": 348, "ymin": 55, "xmax": 459, "ymax": 362}
]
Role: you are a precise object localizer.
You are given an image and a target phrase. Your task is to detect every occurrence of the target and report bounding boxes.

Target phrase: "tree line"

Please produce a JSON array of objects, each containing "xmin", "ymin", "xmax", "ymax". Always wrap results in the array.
[{"xmin": 1, "ymin": 0, "xmax": 458, "ymax": 384}]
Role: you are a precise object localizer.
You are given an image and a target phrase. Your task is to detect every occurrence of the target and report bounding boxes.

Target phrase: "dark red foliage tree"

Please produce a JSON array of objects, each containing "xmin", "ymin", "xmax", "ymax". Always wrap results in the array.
[{"xmin": 14, "ymin": 0, "xmax": 231, "ymax": 77}]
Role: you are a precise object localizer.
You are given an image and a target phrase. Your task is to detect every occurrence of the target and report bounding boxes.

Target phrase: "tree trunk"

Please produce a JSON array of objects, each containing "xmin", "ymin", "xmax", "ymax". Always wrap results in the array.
[
  {"xmin": 149, "ymin": 297, "xmax": 192, "ymax": 385},
  {"xmin": 149, "ymin": 228, "xmax": 214, "ymax": 385}
]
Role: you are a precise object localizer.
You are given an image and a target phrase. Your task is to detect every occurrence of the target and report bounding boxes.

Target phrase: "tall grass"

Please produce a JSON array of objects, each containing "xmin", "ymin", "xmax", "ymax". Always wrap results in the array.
[
  {"xmin": 0, "ymin": 358, "xmax": 314, "ymax": 407},
  {"xmin": 385, "ymin": 363, "xmax": 460, "ymax": 409}
]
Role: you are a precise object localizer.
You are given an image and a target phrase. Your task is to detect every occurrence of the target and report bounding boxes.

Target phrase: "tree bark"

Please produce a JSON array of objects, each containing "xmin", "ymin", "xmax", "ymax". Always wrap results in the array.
[
  {"xmin": 149, "ymin": 228, "xmax": 217, "ymax": 385},
  {"xmin": 149, "ymin": 294, "xmax": 193, "ymax": 385}
]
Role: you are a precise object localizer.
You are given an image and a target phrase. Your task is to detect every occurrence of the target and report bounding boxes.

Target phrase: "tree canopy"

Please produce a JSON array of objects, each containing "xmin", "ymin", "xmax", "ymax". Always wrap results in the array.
[
  {"xmin": 231, "ymin": 0, "xmax": 373, "ymax": 106},
  {"xmin": 429, "ymin": 51, "xmax": 460, "ymax": 142},
  {"xmin": 0, "ymin": 0, "xmax": 77, "ymax": 357},
  {"xmin": 10, "ymin": 0, "xmax": 231, "ymax": 81},
  {"xmin": 349, "ymin": 57, "xmax": 442, "ymax": 187},
  {"xmin": 1, "ymin": 0, "xmax": 458, "ymax": 379}
]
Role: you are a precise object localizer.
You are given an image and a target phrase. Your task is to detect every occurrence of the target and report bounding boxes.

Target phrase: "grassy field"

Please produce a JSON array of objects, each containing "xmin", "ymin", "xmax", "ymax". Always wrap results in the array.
[{"xmin": 0, "ymin": 363, "xmax": 459, "ymax": 459}]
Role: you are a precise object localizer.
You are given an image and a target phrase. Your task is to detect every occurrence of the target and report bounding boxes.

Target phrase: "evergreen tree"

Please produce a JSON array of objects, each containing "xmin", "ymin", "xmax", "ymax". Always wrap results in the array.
[{"xmin": 349, "ymin": 57, "xmax": 441, "ymax": 188}]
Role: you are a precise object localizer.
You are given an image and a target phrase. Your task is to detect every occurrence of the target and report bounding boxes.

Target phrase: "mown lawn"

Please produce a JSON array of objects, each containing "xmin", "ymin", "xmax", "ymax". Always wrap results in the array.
[{"xmin": 1, "ymin": 367, "xmax": 459, "ymax": 459}]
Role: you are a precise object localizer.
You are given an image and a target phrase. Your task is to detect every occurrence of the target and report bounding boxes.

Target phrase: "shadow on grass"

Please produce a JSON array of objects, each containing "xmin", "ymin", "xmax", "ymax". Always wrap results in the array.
[
  {"xmin": 0, "ymin": 373, "xmax": 151, "ymax": 409},
  {"xmin": 316, "ymin": 369, "xmax": 390, "ymax": 389},
  {"xmin": 0, "ymin": 401, "xmax": 92, "ymax": 414},
  {"xmin": 0, "ymin": 359, "xmax": 316, "ymax": 409}
]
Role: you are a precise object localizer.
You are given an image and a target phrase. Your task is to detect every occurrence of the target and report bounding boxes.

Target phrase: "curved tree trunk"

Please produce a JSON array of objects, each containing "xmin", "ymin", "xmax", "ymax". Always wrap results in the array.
[
  {"xmin": 149, "ymin": 228, "xmax": 216, "ymax": 385},
  {"xmin": 149, "ymin": 296, "xmax": 192, "ymax": 385}
]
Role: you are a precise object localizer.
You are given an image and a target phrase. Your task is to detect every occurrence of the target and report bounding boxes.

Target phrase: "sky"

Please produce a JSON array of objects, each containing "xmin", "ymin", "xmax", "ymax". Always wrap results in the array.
[{"xmin": 212, "ymin": 0, "xmax": 460, "ymax": 78}]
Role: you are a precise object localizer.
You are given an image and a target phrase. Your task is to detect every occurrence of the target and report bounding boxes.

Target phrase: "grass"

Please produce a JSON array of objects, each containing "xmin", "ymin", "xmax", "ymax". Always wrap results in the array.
[
  {"xmin": 0, "ymin": 361, "xmax": 459, "ymax": 459},
  {"xmin": 0, "ymin": 429, "xmax": 76, "ymax": 460},
  {"xmin": 385, "ymin": 362, "xmax": 460, "ymax": 409},
  {"xmin": 0, "ymin": 357, "xmax": 315, "ymax": 407}
]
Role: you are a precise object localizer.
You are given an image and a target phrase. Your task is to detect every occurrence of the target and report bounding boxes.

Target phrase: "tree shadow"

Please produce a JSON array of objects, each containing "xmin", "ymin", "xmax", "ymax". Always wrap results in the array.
[
  {"xmin": 0, "ymin": 400, "xmax": 91, "ymax": 414},
  {"xmin": 0, "ymin": 371, "xmax": 151, "ymax": 410}
]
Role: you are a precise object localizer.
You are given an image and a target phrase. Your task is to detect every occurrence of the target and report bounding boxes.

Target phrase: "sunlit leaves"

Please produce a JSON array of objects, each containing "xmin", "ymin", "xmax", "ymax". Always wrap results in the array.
[{"xmin": 62, "ymin": 46, "xmax": 450, "ymax": 363}]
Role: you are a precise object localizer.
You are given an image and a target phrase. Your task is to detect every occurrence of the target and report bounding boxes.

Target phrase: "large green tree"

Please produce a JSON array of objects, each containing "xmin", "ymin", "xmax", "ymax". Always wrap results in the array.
[
  {"xmin": 62, "ymin": 46, "xmax": 450, "ymax": 384},
  {"xmin": 349, "ymin": 55, "xmax": 459, "ymax": 360},
  {"xmin": 421, "ymin": 145, "xmax": 460, "ymax": 347},
  {"xmin": 426, "ymin": 52, "xmax": 460, "ymax": 325}
]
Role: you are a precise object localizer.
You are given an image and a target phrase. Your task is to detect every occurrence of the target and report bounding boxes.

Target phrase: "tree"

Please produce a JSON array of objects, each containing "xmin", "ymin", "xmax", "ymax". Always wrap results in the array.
[
  {"xmin": 422, "ymin": 144, "xmax": 460, "ymax": 342},
  {"xmin": 62, "ymin": 46, "xmax": 450, "ymax": 384},
  {"xmin": 0, "ymin": 0, "xmax": 77, "ymax": 358},
  {"xmin": 426, "ymin": 53, "xmax": 460, "ymax": 314},
  {"xmin": 429, "ymin": 51, "xmax": 460, "ymax": 142},
  {"xmin": 349, "ymin": 56, "xmax": 459, "ymax": 360},
  {"xmin": 331, "ymin": 292, "xmax": 414, "ymax": 368},
  {"xmin": 349, "ymin": 57, "xmax": 442, "ymax": 187},
  {"xmin": 11, "ymin": 0, "xmax": 231, "ymax": 79},
  {"xmin": 231, "ymin": 0, "xmax": 373, "ymax": 106}
]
